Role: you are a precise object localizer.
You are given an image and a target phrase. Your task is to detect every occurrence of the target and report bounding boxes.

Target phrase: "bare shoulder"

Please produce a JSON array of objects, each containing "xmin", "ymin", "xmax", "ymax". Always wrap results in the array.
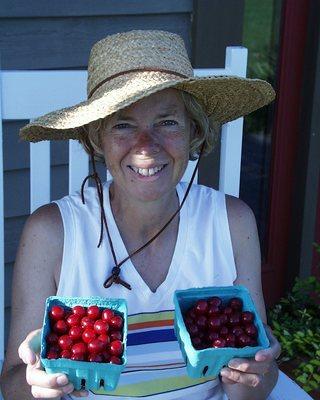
[
  {"xmin": 225, "ymin": 195, "xmax": 257, "ymax": 261},
  {"xmin": 3, "ymin": 203, "xmax": 63, "ymax": 371},
  {"xmin": 24, "ymin": 202, "xmax": 62, "ymax": 237},
  {"xmin": 225, "ymin": 195, "xmax": 266, "ymax": 321}
]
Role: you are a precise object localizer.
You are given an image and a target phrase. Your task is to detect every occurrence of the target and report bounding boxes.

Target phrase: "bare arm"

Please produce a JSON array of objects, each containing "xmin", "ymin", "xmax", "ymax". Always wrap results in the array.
[
  {"xmin": 221, "ymin": 195, "xmax": 280, "ymax": 400},
  {"xmin": 0, "ymin": 203, "xmax": 67, "ymax": 399}
]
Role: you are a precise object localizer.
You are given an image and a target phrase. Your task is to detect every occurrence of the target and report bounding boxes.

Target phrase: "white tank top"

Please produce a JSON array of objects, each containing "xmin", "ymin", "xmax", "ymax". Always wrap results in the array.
[{"xmin": 54, "ymin": 181, "xmax": 236, "ymax": 400}]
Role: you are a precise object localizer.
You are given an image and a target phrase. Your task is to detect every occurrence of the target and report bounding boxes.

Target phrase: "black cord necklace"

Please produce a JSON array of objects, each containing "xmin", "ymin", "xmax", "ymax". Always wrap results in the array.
[{"xmin": 81, "ymin": 143, "xmax": 204, "ymax": 291}]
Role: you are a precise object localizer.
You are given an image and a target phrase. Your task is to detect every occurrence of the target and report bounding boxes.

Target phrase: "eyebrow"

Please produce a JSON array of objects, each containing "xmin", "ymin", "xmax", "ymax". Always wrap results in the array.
[{"xmin": 114, "ymin": 104, "xmax": 180, "ymax": 121}]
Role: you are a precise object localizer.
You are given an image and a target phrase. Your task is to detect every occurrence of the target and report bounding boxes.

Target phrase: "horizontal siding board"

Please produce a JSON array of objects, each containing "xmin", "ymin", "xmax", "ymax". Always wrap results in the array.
[
  {"xmin": 3, "ymin": 121, "xmax": 29, "ymax": 171},
  {"xmin": 4, "ymin": 307, "xmax": 11, "ymax": 349},
  {"xmin": 4, "ymin": 170, "xmax": 30, "ymax": 218},
  {"xmin": 0, "ymin": 0, "xmax": 193, "ymax": 18},
  {"xmin": 0, "ymin": 15, "xmax": 191, "ymax": 69},
  {"xmin": 4, "ymin": 217, "xmax": 27, "ymax": 264},
  {"xmin": 4, "ymin": 263, "xmax": 13, "ymax": 308}
]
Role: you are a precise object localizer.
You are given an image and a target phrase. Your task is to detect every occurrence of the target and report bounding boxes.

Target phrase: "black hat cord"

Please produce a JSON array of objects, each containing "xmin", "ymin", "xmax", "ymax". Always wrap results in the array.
[{"xmin": 81, "ymin": 143, "xmax": 204, "ymax": 291}]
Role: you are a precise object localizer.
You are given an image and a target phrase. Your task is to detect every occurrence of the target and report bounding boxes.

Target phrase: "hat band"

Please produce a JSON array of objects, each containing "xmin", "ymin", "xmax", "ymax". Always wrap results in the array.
[{"xmin": 88, "ymin": 67, "xmax": 189, "ymax": 98}]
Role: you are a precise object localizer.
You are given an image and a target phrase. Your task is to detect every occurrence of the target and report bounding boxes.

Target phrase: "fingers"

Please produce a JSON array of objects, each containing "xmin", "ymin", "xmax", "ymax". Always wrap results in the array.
[
  {"xmin": 228, "ymin": 358, "xmax": 269, "ymax": 375},
  {"xmin": 72, "ymin": 390, "xmax": 89, "ymax": 397},
  {"xmin": 30, "ymin": 383, "xmax": 74, "ymax": 398},
  {"xmin": 255, "ymin": 325, "xmax": 281, "ymax": 362},
  {"xmin": 26, "ymin": 367, "xmax": 74, "ymax": 398},
  {"xmin": 220, "ymin": 367, "xmax": 262, "ymax": 388},
  {"xmin": 18, "ymin": 328, "xmax": 42, "ymax": 365}
]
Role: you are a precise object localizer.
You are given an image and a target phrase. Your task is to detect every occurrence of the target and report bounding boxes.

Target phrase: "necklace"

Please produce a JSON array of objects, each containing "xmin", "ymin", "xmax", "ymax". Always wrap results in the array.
[{"xmin": 81, "ymin": 144, "xmax": 204, "ymax": 290}]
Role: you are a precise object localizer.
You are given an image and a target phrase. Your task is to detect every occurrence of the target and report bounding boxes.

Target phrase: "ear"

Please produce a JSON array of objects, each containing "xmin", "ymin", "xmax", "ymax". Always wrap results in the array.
[{"xmin": 190, "ymin": 120, "xmax": 198, "ymax": 140}]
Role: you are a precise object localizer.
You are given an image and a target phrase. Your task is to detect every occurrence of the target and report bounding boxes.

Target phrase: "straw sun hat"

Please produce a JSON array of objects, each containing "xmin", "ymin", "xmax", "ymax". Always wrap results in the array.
[{"xmin": 20, "ymin": 30, "xmax": 275, "ymax": 143}]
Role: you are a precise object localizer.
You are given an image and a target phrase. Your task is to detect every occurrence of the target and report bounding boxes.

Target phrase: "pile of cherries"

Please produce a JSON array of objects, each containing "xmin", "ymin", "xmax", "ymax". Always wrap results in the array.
[
  {"xmin": 45, "ymin": 304, "xmax": 124, "ymax": 364},
  {"xmin": 183, "ymin": 296, "xmax": 259, "ymax": 350}
]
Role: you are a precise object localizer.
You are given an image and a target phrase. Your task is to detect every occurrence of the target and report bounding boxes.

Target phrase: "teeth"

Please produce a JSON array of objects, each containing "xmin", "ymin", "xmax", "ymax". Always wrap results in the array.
[{"xmin": 130, "ymin": 165, "xmax": 165, "ymax": 176}]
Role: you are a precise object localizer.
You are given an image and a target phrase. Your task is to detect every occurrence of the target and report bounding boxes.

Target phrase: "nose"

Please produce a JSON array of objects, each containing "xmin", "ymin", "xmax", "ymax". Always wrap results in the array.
[{"xmin": 133, "ymin": 129, "xmax": 160, "ymax": 155}]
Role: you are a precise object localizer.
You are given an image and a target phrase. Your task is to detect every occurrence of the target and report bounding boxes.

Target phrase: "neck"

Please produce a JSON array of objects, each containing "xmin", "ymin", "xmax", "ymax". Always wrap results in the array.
[{"xmin": 109, "ymin": 182, "xmax": 179, "ymax": 240}]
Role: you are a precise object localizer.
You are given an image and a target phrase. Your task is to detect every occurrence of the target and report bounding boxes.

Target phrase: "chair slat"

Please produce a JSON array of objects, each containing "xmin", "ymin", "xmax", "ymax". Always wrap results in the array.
[
  {"xmin": 69, "ymin": 140, "xmax": 89, "ymax": 195},
  {"xmin": 30, "ymin": 141, "xmax": 51, "ymax": 212},
  {"xmin": 218, "ymin": 47, "xmax": 248, "ymax": 197},
  {"xmin": 0, "ymin": 91, "xmax": 4, "ymax": 370}
]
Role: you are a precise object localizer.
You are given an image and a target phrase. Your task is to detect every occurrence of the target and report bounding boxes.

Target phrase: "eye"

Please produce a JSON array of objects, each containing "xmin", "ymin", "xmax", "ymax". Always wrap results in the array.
[
  {"xmin": 113, "ymin": 123, "xmax": 131, "ymax": 130},
  {"xmin": 158, "ymin": 120, "xmax": 178, "ymax": 127}
]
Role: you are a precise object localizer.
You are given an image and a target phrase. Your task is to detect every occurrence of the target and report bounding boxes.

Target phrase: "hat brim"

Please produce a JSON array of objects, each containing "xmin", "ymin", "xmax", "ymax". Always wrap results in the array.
[{"xmin": 20, "ymin": 71, "xmax": 275, "ymax": 142}]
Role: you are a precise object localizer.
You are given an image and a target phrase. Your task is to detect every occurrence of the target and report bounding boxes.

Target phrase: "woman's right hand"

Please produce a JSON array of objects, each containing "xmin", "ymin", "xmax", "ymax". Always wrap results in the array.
[{"xmin": 18, "ymin": 329, "xmax": 88, "ymax": 398}]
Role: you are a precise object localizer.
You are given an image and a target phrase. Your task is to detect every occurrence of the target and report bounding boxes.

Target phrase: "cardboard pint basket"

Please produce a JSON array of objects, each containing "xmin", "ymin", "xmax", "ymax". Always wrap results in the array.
[
  {"xmin": 40, "ymin": 296, "xmax": 128, "ymax": 391},
  {"xmin": 174, "ymin": 285, "xmax": 270, "ymax": 379}
]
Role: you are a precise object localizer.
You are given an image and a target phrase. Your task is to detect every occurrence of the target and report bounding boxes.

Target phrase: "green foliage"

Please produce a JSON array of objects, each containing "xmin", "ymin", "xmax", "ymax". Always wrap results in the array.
[{"xmin": 268, "ymin": 269, "xmax": 320, "ymax": 393}]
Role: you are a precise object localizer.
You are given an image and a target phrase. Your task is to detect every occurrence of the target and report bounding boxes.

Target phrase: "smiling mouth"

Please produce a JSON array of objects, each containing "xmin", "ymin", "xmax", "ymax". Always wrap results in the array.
[{"xmin": 128, "ymin": 164, "xmax": 167, "ymax": 177}]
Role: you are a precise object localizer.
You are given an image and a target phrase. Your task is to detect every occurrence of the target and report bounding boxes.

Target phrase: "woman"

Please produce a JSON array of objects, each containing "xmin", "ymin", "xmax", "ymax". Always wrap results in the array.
[{"xmin": 1, "ymin": 30, "xmax": 280, "ymax": 399}]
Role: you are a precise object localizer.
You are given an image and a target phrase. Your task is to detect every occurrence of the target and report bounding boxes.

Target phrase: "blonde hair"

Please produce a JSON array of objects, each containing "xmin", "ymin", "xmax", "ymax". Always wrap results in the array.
[{"xmin": 80, "ymin": 90, "xmax": 219, "ymax": 163}]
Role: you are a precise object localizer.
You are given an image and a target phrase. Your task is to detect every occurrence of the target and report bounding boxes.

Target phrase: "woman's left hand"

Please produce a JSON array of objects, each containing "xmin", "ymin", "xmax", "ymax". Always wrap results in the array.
[{"xmin": 219, "ymin": 325, "xmax": 281, "ymax": 388}]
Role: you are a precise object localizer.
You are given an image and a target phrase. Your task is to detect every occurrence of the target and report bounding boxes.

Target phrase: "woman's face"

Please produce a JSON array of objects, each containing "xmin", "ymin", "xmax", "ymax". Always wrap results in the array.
[{"xmin": 100, "ymin": 88, "xmax": 195, "ymax": 203}]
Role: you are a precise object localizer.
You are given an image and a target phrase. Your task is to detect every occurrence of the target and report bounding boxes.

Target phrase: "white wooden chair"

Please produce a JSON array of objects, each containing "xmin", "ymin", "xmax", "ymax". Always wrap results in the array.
[{"xmin": 0, "ymin": 47, "xmax": 313, "ymax": 399}]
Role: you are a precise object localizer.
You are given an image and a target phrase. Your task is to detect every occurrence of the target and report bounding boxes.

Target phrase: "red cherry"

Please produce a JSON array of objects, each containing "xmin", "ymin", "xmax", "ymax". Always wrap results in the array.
[
  {"xmin": 82, "ymin": 328, "xmax": 96, "ymax": 344},
  {"xmin": 208, "ymin": 296, "xmax": 222, "ymax": 308},
  {"xmin": 50, "ymin": 305, "xmax": 65, "ymax": 321},
  {"xmin": 231, "ymin": 326, "xmax": 244, "ymax": 337},
  {"xmin": 245, "ymin": 323, "xmax": 258, "ymax": 338},
  {"xmin": 102, "ymin": 350, "xmax": 111, "ymax": 362},
  {"xmin": 228, "ymin": 312, "xmax": 241, "ymax": 326},
  {"xmin": 109, "ymin": 340, "xmax": 123, "ymax": 357},
  {"xmin": 237, "ymin": 333, "xmax": 252, "ymax": 347},
  {"xmin": 110, "ymin": 356, "xmax": 122, "ymax": 364},
  {"xmin": 53, "ymin": 320, "xmax": 68, "ymax": 335},
  {"xmin": 184, "ymin": 315, "xmax": 194, "ymax": 327},
  {"xmin": 71, "ymin": 353, "xmax": 86, "ymax": 361},
  {"xmin": 88, "ymin": 353, "xmax": 104, "ymax": 362},
  {"xmin": 102, "ymin": 308, "xmax": 114, "ymax": 322},
  {"xmin": 219, "ymin": 326, "xmax": 229, "ymax": 337},
  {"xmin": 241, "ymin": 311, "xmax": 255, "ymax": 324},
  {"xmin": 88, "ymin": 339, "xmax": 105, "ymax": 354},
  {"xmin": 223, "ymin": 306, "xmax": 233, "ymax": 316},
  {"xmin": 58, "ymin": 335, "xmax": 73, "ymax": 350},
  {"xmin": 191, "ymin": 337, "xmax": 203, "ymax": 350},
  {"xmin": 94, "ymin": 319, "xmax": 109, "ymax": 335},
  {"xmin": 98, "ymin": 333, "xmax": 110, "ymax": 345},
  {"xmin": 72, "ymin": 342, "xmax": 87, "ymax": 356},
  {"xmin": 69, "ymin": 325, "xmax": 83, "ymax": 341},
  {"xmin": 46, "ymin": 349, "xmax": 59, "ymax": 359},
  {"xmin": 212, "ymin": 338, "xmax": 226, "ymax": 348},
  {"xmin": 110, "ymin": 315, "xmax": 123, "ymax": 330},
  {"xmin": 188, "ymin": 324, "xmax": 199, "ymax": 337},
  {"xmin": 87, "ymin": 305, "xmax": 101, "ymax": 320},
  {"xmin": 66, "ymin": 314, "xmax": 80, "ymax": 327},
  {"xmin": 207, "ymin": 331, "xmax": 219, "ymax": 342},
  {"xmin": 228, "ymin": 297, "xmax": 243, "ymax": 311},
  {"xmin": 187, "ymin": 308, "xmax": 197, "ymax": 320},
  {"xmin": 219, "ymin": 314, "xmax": 228, "ymax": 325},
  {"xmin": 194, "ymin": 300, "xmax": 208, "ymax": 315},
  {"xmin": 46, "ymin": 332, "xmax": 59, "ymax": 345},
  {"xmin": 110, "ymin": 331, "xmax": 122, "ymax": 341},
  {"xmin": 60, "ymin": 349, "xmax": 71, "ymax": 358},
  {"xmin": 207, "ymin": 316, "xmax": 221, "ymax": 332},
  {"xmin": 225, "ymin": 333, "xmax": 236, "ymax": 347},
  {"xmin": 207, "ymin": 305, "xmax": 221, "ymax": 316},
  {"xmin": 195, "ymin": 315, "xmax": 207, "ymax": 330},
  {"xmin": 81, "ymin": 316, "xmax": 95, "ymax": 329},
  {"xmin": 72, "ymin": 305, "xmax": 86, "ymax": 319}
]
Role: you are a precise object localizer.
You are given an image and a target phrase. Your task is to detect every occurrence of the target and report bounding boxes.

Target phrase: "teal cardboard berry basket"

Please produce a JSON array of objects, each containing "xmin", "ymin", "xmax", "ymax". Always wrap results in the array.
[
  {"xmin": 173, "ymin": 285, "xmax": 270, "ymax": 379},
  {"xmin": 40, "ymin": 296, "xmax": 128, "ymax": 391}
]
